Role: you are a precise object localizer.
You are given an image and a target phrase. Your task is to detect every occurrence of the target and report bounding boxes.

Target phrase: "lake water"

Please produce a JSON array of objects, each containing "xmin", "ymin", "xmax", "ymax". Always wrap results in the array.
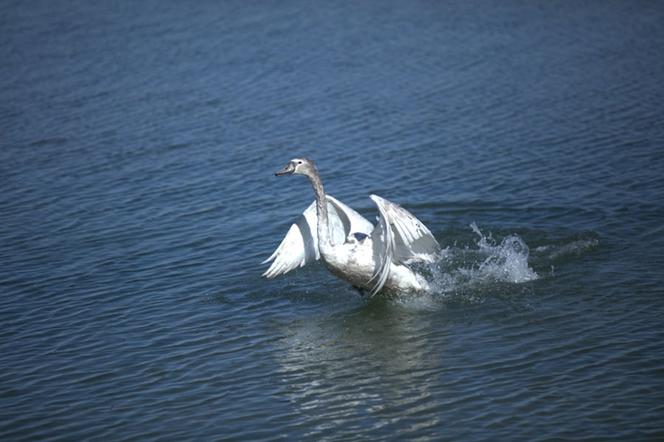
[{"xmin": 2, "ymin": 0, "xmax": 664, "ymax": 440}]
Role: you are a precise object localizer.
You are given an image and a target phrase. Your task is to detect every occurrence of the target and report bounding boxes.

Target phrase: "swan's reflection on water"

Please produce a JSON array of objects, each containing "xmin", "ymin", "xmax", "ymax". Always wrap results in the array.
[{"xmin": 272, "ymin": 298, "xmax": 445, "ymax": 436}]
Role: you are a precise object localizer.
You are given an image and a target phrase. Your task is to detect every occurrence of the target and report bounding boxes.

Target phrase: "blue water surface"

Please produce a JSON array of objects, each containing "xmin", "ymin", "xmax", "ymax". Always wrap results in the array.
[{"xmin": 2, "ymin": 0, "xmax": 664, "ymax": 440}]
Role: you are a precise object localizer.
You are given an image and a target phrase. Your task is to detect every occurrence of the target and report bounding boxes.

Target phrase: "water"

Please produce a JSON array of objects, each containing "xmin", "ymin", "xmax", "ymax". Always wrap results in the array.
[{"xmin": 2, "ymin": 0, "xmax": 664, "ymax": 440}]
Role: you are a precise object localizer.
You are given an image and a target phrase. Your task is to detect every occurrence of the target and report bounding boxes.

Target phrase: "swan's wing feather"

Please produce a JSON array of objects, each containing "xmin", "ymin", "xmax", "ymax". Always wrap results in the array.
[
  {"xmin": 262, "ymin": 195, "xmax": 372, "ymax": 278},
  {"xmin": 370, "ymin": 194, "xmax": 440, "ymax": 261},
  {"xmin": 326, "ymin": 195, "xmax": 374, "ymax": 238},
  {"xmin": 262, "ymin": 201, "xmax": 319, "ymax": 278},
  {"xmin": 368, "ymin": 200, "xmax": 395, "ymax": 296},
  {"xmin": 368, "ymin": 194, "xmax": 441, "ymax": 295}
]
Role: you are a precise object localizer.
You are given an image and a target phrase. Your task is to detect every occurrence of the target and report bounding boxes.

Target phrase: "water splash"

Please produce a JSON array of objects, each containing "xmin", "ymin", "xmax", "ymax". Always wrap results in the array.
[
  {"xmin": 374, "ymin": 224, "xmax": 599, "ymax": 309},
  {"xmin": 468, "ymin": 222, "xmax": 539, "ymax": 283},
  {"xmin": 424, "ymin": 223, "xmax": 538, "ymax": 299}
]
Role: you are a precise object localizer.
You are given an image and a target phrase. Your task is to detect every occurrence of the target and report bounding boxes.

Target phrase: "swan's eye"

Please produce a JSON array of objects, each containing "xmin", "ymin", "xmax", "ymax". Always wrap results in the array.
[{"xmin": 297, "ymin": 161, "xmax": 303, "ymax": 164}]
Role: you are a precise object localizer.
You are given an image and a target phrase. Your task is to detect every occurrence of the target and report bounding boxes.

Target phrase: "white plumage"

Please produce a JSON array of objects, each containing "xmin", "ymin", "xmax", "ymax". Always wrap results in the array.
[{"xmin": 263, "ymin": 158, "xmax": 440, "ymax": 296}]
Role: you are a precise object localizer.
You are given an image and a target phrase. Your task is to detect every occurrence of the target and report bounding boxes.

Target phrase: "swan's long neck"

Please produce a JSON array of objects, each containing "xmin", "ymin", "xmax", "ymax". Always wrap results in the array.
[{"xmin": 307, "ymin": 170, "xmax": 332, "ymax": 254}]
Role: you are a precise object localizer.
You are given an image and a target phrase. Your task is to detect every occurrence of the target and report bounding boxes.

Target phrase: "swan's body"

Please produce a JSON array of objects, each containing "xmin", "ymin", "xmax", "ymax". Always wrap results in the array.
[{"xmin": 263, "ymin": 158, "xmax": 440, "ymax": 296}]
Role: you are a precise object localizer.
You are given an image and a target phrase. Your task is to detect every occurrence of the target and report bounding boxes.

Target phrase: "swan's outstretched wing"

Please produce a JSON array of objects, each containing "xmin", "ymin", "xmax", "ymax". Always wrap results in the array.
[
  {"xmin": 262, "ymin": 195, "xmax": 373, "ymax": 278},
  {"xmin": 369, "ymin": 194, "xmax": 441, "ymax": 295},
  {"xmin": 262, "ymin": 200, "xmax": 318, "ymax": 278}
]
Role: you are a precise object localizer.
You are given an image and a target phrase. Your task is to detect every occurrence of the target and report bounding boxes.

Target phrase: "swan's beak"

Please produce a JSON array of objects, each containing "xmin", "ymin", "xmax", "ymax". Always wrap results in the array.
[{"xmin": 275, "ymin": 163, "xmax": 295, "ymax": 176}]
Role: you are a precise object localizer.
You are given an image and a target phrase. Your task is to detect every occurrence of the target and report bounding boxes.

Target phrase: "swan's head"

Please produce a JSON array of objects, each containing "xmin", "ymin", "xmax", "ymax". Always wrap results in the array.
[{"xmin": 275, "ymin": 158, "xmax": 317, "ymax": 177}]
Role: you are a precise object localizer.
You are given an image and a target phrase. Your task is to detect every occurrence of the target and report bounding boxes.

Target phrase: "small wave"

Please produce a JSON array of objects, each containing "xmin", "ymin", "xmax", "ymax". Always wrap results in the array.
[{"xmin": 534, "ymin": 238, "xmax": 599, "ymax": 260}]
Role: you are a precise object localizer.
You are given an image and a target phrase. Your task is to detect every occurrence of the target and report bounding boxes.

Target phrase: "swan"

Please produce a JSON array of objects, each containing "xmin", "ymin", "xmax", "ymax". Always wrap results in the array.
[{"xmin": 262, "ymin": 158, "xmax": 441, "ymax": 296}]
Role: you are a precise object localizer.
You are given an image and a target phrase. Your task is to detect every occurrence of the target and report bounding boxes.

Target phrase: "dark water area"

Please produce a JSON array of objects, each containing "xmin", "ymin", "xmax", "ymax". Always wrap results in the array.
[{"xmin": 2, "ymin": 0, "xmax": 664, "ymax": 440}]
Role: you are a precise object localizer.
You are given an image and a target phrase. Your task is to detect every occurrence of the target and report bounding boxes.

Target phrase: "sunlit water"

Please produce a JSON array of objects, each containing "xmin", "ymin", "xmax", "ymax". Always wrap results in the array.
[{"xmin": 2, "ymin": 0, "xmax": 664, "ymax": 440}]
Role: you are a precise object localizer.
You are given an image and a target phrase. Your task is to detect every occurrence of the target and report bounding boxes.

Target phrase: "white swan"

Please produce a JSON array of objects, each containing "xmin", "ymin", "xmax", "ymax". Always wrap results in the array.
[{"xmin": 262, "ymin": 158, "xmax": 441, "ymax": 296}]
